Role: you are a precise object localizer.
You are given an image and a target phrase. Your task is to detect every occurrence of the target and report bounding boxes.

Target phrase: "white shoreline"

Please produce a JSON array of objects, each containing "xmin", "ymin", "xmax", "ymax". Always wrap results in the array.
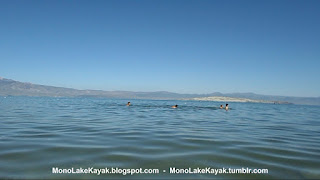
[{"xmin": 182, "ymin": 96, "xmax": 274, "ymax": 103}]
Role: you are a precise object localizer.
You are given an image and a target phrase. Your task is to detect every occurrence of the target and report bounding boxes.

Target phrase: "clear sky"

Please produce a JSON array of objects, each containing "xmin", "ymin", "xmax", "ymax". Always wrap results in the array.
[{"xmin": 1, "ymin": 0, "xmax": 319, "ymax": 97}]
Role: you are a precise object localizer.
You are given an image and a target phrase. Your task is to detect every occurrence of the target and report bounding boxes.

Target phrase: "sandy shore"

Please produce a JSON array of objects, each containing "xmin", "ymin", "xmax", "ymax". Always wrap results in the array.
[{"xmin": 182, "ymin": 96, "xmax": 273, "ymax": 103}]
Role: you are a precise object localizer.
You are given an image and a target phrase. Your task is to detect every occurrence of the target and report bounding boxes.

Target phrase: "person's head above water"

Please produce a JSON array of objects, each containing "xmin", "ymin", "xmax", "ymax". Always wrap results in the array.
[
  {"xmin": 172, "ymin": 105, "xmax": 178, "ymax": 108},
  {"xmin": 225, "ymin": 104, "xmax": 229, "ymax": 110},
  {"xmin": 226, "ymin": 104, "xmax": 228, "ymax": 107},
  {"xmin": 127, "ymin": 102, "xmax": 131, "ymax": 106},
  {"xmin": 220, "ymin": 105, "xmax": 223, "ymax": 108}
]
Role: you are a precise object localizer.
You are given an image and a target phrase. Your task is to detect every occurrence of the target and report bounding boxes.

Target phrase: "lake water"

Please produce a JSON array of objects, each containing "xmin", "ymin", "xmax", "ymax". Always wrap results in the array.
[{"xmin": 0, "ymin": 96, "xmax": 319, "ymax": 179}]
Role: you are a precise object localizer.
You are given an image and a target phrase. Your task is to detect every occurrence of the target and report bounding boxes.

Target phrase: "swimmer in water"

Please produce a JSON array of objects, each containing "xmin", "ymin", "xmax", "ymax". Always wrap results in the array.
[
  {"xmin": 225, "ymin": 104, "xmax": 229, "ymax": 110},
  {"xmin": 220, "ymin": 105, "xmax": 223, "ymax": 109},
  {"xmin": 171, "ymin": 105, "xmax": 178, "ymax": 108},
  {"xmin": 127, "ymin": 102, "xmax": 131, "ymax": 106}
]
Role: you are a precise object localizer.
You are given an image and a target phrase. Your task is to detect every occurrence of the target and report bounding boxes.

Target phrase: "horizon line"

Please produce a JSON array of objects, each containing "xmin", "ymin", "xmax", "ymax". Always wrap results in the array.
[{"xmin": 1, "ymin": 76, "xmax": 319, "ymax": 98}]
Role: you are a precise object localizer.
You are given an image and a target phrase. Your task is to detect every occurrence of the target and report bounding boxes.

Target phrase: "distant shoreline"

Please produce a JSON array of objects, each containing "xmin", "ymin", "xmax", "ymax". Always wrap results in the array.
[
  {"xmin": 2, "ymin": 77, "xmax": 319, "ymax": 105},
  {"xmin": 1, "ymin": 95, "xmax": 292, "ymax": 105},
  {"xmin": 182, "ymin": 96, "xmax": 292, "ymax": 104}
]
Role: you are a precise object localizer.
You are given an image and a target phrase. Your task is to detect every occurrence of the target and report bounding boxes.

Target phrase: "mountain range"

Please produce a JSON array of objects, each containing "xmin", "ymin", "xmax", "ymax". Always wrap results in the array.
[{"xmin": 1, "ymin": 77, "xmax": 319, "ymax": 105}]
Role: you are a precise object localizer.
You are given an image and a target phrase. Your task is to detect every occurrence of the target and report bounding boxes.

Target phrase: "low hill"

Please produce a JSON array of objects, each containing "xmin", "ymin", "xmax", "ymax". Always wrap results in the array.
[{"xmin": 0, "ymin": 77, "xmax": 319, "ymax": 105}]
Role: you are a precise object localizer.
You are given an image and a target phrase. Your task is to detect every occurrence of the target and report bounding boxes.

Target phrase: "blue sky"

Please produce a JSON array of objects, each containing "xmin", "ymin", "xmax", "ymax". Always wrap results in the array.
[{"xmin": 1, "ymin": 0, "xmax": 319, "ymax": 97}]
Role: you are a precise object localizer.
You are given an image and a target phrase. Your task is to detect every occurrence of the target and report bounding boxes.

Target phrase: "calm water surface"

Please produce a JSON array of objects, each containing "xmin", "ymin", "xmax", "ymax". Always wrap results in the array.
[{"xmin": 0, "ymin": 97, "xmax": 319, "ymax": 179}]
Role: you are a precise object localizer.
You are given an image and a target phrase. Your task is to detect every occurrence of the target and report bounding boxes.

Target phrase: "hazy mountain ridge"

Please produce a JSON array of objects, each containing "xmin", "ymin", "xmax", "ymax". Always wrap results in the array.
[{"xmin": 1, "ymin": 77, "xmax": 319, "ymax": 105}]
